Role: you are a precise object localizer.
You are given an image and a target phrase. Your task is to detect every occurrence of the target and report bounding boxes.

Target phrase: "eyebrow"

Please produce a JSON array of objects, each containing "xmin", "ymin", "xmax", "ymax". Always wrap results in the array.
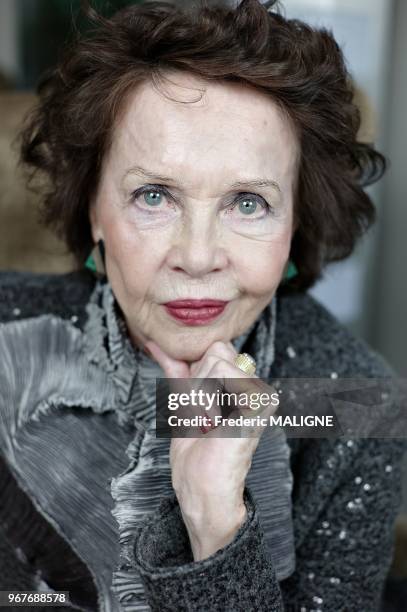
[{"xmin": 123, "ymin": 165, "xmax": 282, "ymax": 194}]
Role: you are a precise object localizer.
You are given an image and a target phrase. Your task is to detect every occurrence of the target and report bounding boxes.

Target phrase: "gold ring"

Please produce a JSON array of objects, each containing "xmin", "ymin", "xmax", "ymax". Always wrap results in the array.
[{"xmin": 234, "ymin": 353, "xmax": 257, "ymax": 376}]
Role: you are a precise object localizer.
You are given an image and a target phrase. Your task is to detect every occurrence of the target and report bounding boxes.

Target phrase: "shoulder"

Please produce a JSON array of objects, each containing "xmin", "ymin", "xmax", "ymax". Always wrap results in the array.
[
  {"xmin": 274, "ymin": 289, "xmax": 395, "ymax": 378},
  {"xmin": 277, "ymin": 291, "xmax": 407, "ymax": 488},
  {"xmin": 0, "ymin": 269, "xmax": 96, "ymax": 327},
  {"xmin": 0, "ymin": 270, "xmax": 98, "ymax": 448}
]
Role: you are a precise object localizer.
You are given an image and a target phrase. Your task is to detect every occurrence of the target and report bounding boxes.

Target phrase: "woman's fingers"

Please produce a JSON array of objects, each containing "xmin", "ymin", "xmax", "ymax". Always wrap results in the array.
[
  {"xmin": 187, "ymin": 341, "xmax": 278, "ymax": 438},
  {"xmin": 200, "ymin": 359, "xmax": 279, "ymax": 438},
  {"xmin": 145, "ymin": 338, "xmax": 277, "ymax": 439},
  {"xmin": 189, "ymin": 340, "xmax": 237, "ymax": 378},
  {"xmin": 189, "ymin": 341, "xmax": 238, "ymax": 433}
]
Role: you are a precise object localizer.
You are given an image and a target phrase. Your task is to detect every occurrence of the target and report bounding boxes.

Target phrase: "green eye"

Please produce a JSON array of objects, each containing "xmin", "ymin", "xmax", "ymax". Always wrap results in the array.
[
  {"xmin": 144, "ymin": 190, "xmax": 163, "ymax": 206},
  {"xmin": 238, "ymin": 197, "xmax": 258, "ymax": 215}
]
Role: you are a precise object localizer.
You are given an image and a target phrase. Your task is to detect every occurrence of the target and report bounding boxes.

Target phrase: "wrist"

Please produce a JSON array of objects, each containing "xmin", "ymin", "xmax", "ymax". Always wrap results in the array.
[{"xmin": 185, "ymin": 501, "xmax": 248, "ymax": 561}]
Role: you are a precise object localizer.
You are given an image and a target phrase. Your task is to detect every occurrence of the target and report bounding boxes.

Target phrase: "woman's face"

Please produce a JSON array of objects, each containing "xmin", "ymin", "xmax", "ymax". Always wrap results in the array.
[{"xmin": 90, "ymin": 72, "xmax": 299, "ymax": 362}]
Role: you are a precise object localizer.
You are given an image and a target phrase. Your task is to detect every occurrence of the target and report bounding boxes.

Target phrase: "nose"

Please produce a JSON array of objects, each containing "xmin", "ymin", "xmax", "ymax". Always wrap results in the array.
[{"xmin": 167, "ymin": 211, "xmax": 228, "ymax": 278}]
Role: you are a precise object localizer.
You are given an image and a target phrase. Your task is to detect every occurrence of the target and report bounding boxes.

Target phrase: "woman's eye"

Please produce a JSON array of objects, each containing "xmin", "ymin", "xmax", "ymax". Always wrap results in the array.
[
  {"xmin": 238, "ymin": 197, "xmax": 259, "ymax": 215},
  {"xmin": 143, "ymin": 189, "xmax": 164, "ymax": 206},
  {"xmin": 130, "ymin": 185, "xmax": 171, "ymax": 210},
  {"xmin": 229, "ymin": 194, "xmax": 273, "ymax": 219}
]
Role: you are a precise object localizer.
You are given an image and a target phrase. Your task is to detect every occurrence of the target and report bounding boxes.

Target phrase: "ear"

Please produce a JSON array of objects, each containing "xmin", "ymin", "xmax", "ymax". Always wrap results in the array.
[{"xmin": 89, "ymin": 197, "xmax": 103, "ymax": 243}]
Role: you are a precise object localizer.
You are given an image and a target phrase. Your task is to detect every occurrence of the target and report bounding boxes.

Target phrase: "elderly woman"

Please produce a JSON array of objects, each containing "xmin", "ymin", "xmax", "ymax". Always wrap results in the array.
[{"xmin": 0, "ymin": 0, "xmax": 405, "ymax": 610}]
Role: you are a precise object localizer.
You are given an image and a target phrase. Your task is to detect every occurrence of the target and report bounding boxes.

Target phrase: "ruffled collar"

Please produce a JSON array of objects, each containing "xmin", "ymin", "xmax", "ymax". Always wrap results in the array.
[{"xmin": 83, "ymin": 279, "xmax": 139, "ymax": 408}]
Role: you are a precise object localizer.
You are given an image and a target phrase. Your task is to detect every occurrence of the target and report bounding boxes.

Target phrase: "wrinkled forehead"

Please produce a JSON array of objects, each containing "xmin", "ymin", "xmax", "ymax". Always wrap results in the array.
[{"xmin": 107, "ymin": 72, "xmax": 300, "ymax": 191}]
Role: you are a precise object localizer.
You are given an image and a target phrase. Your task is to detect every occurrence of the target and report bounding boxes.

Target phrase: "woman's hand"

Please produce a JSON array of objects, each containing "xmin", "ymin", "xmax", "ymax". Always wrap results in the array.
[{"xmin": 144, "ymin": 339, "xmax": 278, "ymax": 561}]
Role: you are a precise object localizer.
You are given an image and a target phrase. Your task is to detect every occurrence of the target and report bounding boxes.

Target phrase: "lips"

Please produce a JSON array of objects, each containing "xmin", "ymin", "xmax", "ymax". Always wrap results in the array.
[{"xmin": 163, "ymin": 299, "xmax": 229, "ymax": 326}]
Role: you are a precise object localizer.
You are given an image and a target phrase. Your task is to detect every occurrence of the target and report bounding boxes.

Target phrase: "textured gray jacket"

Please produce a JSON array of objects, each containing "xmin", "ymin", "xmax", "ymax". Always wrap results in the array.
[{"xmin": 0, "ymin": 269, "xmax": 406, "ymax": 612}]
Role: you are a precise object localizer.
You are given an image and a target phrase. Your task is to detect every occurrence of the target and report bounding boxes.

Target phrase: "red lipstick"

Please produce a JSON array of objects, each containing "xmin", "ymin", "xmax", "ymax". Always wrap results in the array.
[{"xmin": 163, "ymin": 299, "xmax": 229, "ymax": 326}]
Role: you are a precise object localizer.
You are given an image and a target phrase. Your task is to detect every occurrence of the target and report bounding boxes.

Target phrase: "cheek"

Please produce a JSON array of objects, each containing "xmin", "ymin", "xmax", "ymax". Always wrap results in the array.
[
  {"xmin": 230, "ymin": 229, "xmax": 292, "ymax": 295},
  {"xmin": 102, "ymin": 214, "xmax": 168, "ymax": 296}
]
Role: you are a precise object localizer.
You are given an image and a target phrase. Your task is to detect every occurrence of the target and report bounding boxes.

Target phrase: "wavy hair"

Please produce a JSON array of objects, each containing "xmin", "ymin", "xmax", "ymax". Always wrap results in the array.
[{"xmin": 19, "ymin": 0, "xmax": 386, "ymax": 290}]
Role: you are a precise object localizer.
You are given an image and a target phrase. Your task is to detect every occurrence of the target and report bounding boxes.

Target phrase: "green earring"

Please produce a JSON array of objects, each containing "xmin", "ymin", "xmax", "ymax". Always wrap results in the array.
[
  {"xmin": 85, "ymin": 240, "xmax": 106, "ymax": 276},
  {"xmin": 85, "ymin": 253, "xmax": 97, "ymax": 273},
  {"xmin": 285, "ymin": 260, "xmax": 298, "ymax": 280}
]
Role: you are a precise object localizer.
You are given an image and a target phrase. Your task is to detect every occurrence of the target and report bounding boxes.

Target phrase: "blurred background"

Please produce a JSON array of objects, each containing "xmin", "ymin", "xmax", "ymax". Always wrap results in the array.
[{"xmin": 0, "ymin": 1, "xmax": 406, "ymax": 605}]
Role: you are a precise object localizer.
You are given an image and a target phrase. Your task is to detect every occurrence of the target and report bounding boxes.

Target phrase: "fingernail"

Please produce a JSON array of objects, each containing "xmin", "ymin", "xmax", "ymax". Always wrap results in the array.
[{"xmin": 200, "ymin": 417, "xmax": 218, "ymax": 434}]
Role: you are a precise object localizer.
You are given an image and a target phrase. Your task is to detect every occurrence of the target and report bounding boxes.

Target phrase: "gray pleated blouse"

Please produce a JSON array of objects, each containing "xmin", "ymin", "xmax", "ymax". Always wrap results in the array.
[{"xmin": 0, "ymin": 278, "xmax": 296, "ymax": 611}]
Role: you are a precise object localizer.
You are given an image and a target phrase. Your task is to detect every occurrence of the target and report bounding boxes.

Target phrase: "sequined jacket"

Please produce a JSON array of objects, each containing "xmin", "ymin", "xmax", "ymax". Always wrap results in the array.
[{"xmin": 0, "ymin": 269, "xmax": 406, "ymax": 612}]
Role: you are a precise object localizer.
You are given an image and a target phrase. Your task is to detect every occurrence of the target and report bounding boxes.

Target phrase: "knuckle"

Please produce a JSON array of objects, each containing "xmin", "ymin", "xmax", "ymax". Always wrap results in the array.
[
  {"xmin": 211, "ymin": 340, "xmax": 227, "ymax": 351},
  {"xmin": 208, "ymin": 358, "xmax": 230, "ymax": 377},
  {"xmin": 207, "ymin": 341, "xmax": 236, "ymax": 361},
  {"xmin": 196, "ymin": 355, "xmax": 218, "ymax": 376}
]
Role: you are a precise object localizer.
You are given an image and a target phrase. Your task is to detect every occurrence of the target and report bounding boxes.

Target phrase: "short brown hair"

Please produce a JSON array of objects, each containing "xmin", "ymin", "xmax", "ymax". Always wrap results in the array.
[{"xmin": 20, "ymin": 0, "xmax": 386, "ymax": 291}]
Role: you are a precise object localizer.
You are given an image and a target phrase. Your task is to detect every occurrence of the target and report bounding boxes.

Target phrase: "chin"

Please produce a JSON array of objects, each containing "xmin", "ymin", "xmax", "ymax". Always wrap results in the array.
[
  {"xmin": 165, "ymin": 344, "xmax": 208, "ymax": 363},
  {"xmin": 160, "ymin": 332, "xmax": 224, "ymax": 363}
]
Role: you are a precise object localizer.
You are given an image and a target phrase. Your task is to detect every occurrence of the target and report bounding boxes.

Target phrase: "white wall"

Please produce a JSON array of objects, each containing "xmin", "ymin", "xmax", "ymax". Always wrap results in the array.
[{"xmin": 369, "ymin": 0, "xmax": 407, "ymax": 376}]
